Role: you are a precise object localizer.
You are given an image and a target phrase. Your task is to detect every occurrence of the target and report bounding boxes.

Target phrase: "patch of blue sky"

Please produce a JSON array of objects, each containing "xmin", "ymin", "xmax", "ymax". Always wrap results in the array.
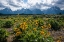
[{"xmin": 23, "ymin": 0, "xmax": 27, "ymax": 3}]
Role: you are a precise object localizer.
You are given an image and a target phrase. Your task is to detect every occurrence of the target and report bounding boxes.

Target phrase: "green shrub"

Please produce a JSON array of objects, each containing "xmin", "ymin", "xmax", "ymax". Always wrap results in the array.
[
  {"xmin": 0, "ymin": 20, "xmax": 5, "ymax": 28},
  {"xmin": 50, "ymin": 20, "xmax": 60, "ymax": 31},
  {"xmin": 33, "ymin": 15, "xmax": 38, "ymax": 19},
  {"xmin": 38, "ymin": 20, "xmax": 44, "ymax": 27},
  {"xmin": 0, "ymin": 20, "xmax": 3, "ymax": 28},
  {"xmin": 0, "ymin": 28, "xmax": 8, "ymax": 42},
  {"xmin": 3, "ymin": 21, "xmax": 13, "ymax": 28}
]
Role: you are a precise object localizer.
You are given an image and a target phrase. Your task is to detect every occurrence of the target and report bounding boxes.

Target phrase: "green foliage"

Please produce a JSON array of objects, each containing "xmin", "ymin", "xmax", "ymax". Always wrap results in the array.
[
  {"xmin": 33, "ymin": 15, "xmax": 38, "ymax": 19},
  {"xmin": 49, "ymin": 20, "xmax": 60, "ymax": 31},
  {"xmin": 0, "ymin": 20, "xmax": 4, "ymax": 28},
  {"xmin": 38, "ymin": 20, "xmax": 44, "ymax": 27},
  {"xmin": 3, "ymin": 21, "xmax": 13, "ymax": 28},
  {"xmin": 0, "ymin": 28, "xmax": 8, "ymax": 42}
]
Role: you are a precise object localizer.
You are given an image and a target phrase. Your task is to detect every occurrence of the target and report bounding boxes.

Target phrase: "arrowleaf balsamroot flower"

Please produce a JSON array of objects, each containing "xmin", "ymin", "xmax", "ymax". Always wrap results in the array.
[
  {"xmin": 14, "ymin": 28, "xmax": 20, "ymax": 32},
  {"xmin": 15, "ymin": 31, "xmax": 22, "ymax": 36},
  {"xmin": 40, "ymin": 31, "xmax": 45, "ymax": 35}
]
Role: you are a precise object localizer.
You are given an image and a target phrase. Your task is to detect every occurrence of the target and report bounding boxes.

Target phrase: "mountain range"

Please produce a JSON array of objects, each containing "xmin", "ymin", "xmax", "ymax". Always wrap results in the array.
[{"xmin": 0, "ymin": 6, "xmax": 64, "ymax": 14}]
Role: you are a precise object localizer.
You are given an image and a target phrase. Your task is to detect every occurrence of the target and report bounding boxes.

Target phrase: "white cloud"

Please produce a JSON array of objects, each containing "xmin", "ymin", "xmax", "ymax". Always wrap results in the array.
[
  {"xmin": 0, "ymin": 7, "xmax": 5, "ymax": 10},
  {"xmin": 40, "ymin": 6, "xmax": 50, "ymax": 11},
  {"xmin": 27, "ymin": 0, "xmax": 41, "ymax": 5},
  {"xmin": 0, "ymin": 0, "xmax": 63, "ymax": 11}
]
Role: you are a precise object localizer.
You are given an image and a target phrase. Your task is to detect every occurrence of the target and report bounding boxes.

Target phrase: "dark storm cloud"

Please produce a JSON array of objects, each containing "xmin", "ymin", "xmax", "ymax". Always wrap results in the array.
[
  {"xmin": 54, "ymin": 0, "xmax": 64, "ymax": 10},
  {"xmin": 57, "ymin": 0, "xmax": 64, "ymax": 4}
]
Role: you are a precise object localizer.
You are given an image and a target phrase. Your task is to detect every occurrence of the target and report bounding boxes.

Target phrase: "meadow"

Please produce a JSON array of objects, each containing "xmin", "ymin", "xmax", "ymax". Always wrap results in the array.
[{"xmin": 0, "ymin": 14, "xmax": 64, "ymax": 42}]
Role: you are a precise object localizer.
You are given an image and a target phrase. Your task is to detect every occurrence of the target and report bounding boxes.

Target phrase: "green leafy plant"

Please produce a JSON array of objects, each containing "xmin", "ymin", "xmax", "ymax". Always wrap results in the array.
[
  {"xmin": 0, "ymin": 28, "xmax": 8, "ymax": 42},
  {"xmin": 3, "ymin": 21, "xmax": 13, "ymax": 28},
  {"xmin": 49, "ymin": 20, "xmax": 60, "ymax": 31}
]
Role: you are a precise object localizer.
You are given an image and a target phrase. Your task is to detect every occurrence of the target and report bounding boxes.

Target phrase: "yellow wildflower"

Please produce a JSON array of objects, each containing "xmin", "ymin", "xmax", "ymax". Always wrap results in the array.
[
  {"xmin": 48, "ymin": 24, "xmax": 51, "ymax": 28},
  {"xmin": 57, "ymin": 40, "xmax": 61, "ymax": 42},
  {"xmin": 36, "ymin": 22, "xmax": 38, "ymax": 25},
  {"xmin": 47, "ymin": 32, "xmax": 50, "ymax": 36},
  {"xmin": 23, "ymin": 22, "xmax": 26, "ymax": 25},
  {"xmin": 33, "ymin": 28, "xmax": 37, "ymax": 31},
  {"xmin": 15, "ymin": 20, "xmax": 17, "ymax": 22},
  {"xmin": 35, "ymin": 20, "xmax": 38, "ymax": 22},
  {"xmin": 43, "ymin": 25, "xmax": 47, "ymax": 28},
  {"xmin": 34, "ymin": 20, "xmax": 38, "ymax": 25},
  {"xmin": 15, "ymin": 31, "xmax": 22, "ymax": 36},
  {"xmin": 20, "ymin": 22, "xmax": 28, "ymax": 30},
  {"xmin": 14, "ymin": 28, "xmax": 20, "ymax": 32},
  {"xmin": 20, "ymin": 23, "xmax": 23, "ymax": 25},
  {"xmin": 40, "ymin": 31, "xmax": 45, "ymax": 35},
  {"xmin": 20, "ymin": 24, "xmax": 23, "ymax": 28},
  {"xmin": 41, "ymin": 26, "xmax": 44, "ymax": 28}
]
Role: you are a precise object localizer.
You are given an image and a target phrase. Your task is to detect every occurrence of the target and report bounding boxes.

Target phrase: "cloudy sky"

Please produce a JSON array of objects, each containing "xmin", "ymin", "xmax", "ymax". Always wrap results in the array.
[{"xmin": 0, "ymin": 0, "xmax": 64, "ymax": 11}]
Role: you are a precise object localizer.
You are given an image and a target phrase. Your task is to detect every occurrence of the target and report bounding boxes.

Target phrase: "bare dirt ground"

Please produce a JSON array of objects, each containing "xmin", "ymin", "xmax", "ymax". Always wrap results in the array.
[
  {"xmin": 50, "ymin": 29, "xmax": 64, "ymax": 42},
  {"xmin": 5, "ymin": 28, "xmax": 14, "ymax": 42}
]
